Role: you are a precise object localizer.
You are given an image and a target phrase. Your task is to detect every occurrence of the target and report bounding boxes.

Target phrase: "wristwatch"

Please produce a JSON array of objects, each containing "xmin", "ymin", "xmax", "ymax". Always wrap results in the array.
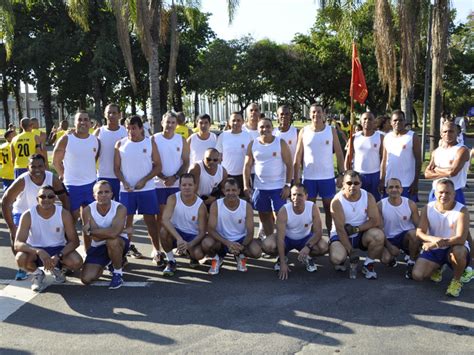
[
  {"xmin": 285, "ymin": 183, "xmax": 291, "ymax": 188},
  {"xmin": 57, "ymin": 252, "xmax": 64, "ymax": 260}
]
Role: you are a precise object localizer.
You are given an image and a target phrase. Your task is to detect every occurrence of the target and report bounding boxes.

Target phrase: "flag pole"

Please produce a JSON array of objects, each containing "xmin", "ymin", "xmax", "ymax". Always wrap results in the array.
[{"xmin": 348, "ymin": 42, "xmax": 356, "ymax": 169}]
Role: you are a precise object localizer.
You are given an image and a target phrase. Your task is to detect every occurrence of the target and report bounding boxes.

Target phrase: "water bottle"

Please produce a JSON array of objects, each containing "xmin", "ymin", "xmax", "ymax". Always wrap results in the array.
[{"xmin": 349, "ymin": 256, "xmax": 359, "ymax": 279}]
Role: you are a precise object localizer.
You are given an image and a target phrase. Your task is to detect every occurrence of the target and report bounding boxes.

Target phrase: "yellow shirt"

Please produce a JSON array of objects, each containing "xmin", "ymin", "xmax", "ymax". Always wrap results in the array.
[
  {"xmin": 32, "ymin": 128, "xmax": 41, "ymax": 137},
  {"xmin": 175, "ymin": 124, "xmax": 190, "ymax": 139},
  {"xmin": 56, "ymin": 130, "xmax": 67, "ymax": 142},
  {"xmin": 11, "ymin": 131, "xmax": 37, "ymax": 169},
  {"xmin": 0, "ymin": 142, "xmax": 14, "ymax": 180}
]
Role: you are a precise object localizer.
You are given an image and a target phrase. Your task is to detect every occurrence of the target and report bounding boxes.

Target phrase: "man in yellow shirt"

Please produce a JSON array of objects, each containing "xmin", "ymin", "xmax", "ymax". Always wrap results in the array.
[
  {"xmin": 175, "ymin": 111, "xmax": 192, "ymax": 139},
  {"xmin": 0, "ymin": 129, "xmax": 16, "ymax": 191},
  {"xmin": 11, "ymin": 118, "xmax": 42, "ymax": 178}
]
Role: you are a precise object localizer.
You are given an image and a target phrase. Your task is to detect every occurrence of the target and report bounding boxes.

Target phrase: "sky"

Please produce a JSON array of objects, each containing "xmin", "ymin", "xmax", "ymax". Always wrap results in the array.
[{"xmin": 200, "ymin": 0, "xmax": 473, "ymax": 44}]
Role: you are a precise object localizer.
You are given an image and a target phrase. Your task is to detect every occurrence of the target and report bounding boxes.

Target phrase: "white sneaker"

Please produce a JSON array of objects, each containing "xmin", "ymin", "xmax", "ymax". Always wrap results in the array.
[
  {"xmin": 303, "ymin": 256, "xmax": 317, "ymax": 272},
  {"xmin": 208, "ymin": 256, "xmax": 223, "ymax": 275},
  {"xmin": 362, "ymin": 263, "xmax": 377, "ymax": 280},
  {"xmin": 235, "ymin": 254, "xmax": 248, "ymax": 272},
  {"xmin": 51, "ymin": 268, "xmax": 66, "ymax": 283},
  {"xmin": 31, "ymin": 270, "xmax": 45, "ymax": 292},
  {"xmin": 274, "ymin": 256, "xmax": 288, "ymax": 271}
]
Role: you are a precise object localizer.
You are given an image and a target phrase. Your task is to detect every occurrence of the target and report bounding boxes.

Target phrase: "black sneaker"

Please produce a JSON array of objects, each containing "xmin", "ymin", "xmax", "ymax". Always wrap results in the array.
[
  {"xmin": 153, "ymin": 252, "xmax": 166, "ymax": 267},
  {"xmin": 163, "ymin": 261, "xmax": 177, "ymax": 277},
  {"xmin": 405, "ymin": 263, "xmax": 414, "ymax": 279},
  {"xmin": 388, "ymin": 258, "xmax": 398, "ymax": 268},
  {"xmin": 189, "ymin": 258, "xmax": 199, "ymax": 269},
  {"xmin": 127, "ymin": 244, "xmax": 143, "ymax": 259}
]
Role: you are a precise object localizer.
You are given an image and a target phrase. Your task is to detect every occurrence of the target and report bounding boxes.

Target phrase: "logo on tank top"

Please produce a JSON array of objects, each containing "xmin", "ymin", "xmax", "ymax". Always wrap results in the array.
[
  {"xmin": 304, "ymin": 223, "xmax": 309, "ymax": 228},
  {"xmin": 56, "ymin": 227, "xmax": 60, "ymax": 232},
  {"xmin": 288, "ymin": 140, "xmax": 292, "ymax": 145},
  {"xmin": 192, "ymin": 216, "xmax": 196, "ymax": 221},
  {"xmin": 373, "ymin": 143, "xmax": 378, "ymax": 148},
  {"xmin": 143, "ymin": 148, "xmax": 147, "ymax": 153},
  {"xmin": 177, "ymin": 147, "xmax": 180, "ymax": 152},
  {"xmin": 402, "ymin": 144, "xmax": 406, "ymax": 149},
  {"xmin": 272, "ymin": 152, "xmax": 277, "ymax": 157},
  {"xmin": 403, "ymin": 216, "xmax": 408, "ymax": 221},
  {"xmin": 241, "ymin": 144, "xmax": 245, "ymax": 149},
  {"xmin": 238, "ymin": 219, "xmax": 242, "ymax": 224},
  {"xmin": 450, "ymin": 223, "xmax": 455, "ymax": 230},
  {"xmin": 449, "ymin": 159, "xmax": 453, "ymax": 165},
  {"xmin": 93, "ymin": 148, "xmax": 97, "ymax": 152},
  {"xmin": 325, "ymin": 140, "xmax": 329, "ymax": 145}
]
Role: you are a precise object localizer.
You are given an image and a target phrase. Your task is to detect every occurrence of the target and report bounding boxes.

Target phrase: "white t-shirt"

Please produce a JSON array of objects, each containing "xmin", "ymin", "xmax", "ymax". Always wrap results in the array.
[{"xmin": 215, "ymin": 131, "xmax": 251, "ymax": 176}]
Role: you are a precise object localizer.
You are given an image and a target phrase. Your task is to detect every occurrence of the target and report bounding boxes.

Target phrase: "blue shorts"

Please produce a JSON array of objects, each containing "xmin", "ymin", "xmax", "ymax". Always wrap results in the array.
[
  {"xmin": 218, "ymin": 236, "xmax": 245, "ymax": 257},
  {"xmin": 419, "ymin": 246, "xmax": 470, "ymax": 268},
  {"xmin": 66, "ymin": 181, "xmax": 95, "ymax": 212},
  {"xmin": 428, "ymin": 188, "xmax": 465, "ymax": 205},
  {"xmin": 387, "ymin": 231, "xmax": 410, "ymax": 254},
  {"xmin": 2, "ymin": 179, "xmax": 14, "ymax": 191},
  {"xmin": 97, "ymin": 177, "xmax": 120, "ymax": 202},
  {"xmin": 156, "ymin": 187, "xmax": 180, "ymax": 206},
  {"xmin": 359, "ymin": 172, "xmax": 380, "ymax": 202},
  {"xmin": 252, "ymin": 188, "xmax": 286, "ymax": 212},
  {"xmin": 284, "ymin": 233, "xmax": 312, "ymax": 254},
  {"xmin": 33, "ymin": 245, "xmax": 64, "ymax": 268},
  {"xmin": 330, "ymin": 233, "xmax": 367, "ymax": 251},
  {"xmin": 172, "ymin": 228, "xmax": 197, "ymax": 248},
  {"xmin": 120, "ymin": 190, "xmax": 158, "ymax": 215},
  {"xmin": 303, "ymin": 178, "xmax": 336, "ymax": 199},
  {"xmin": 14, "ymin": 168, "xmax": 27, "ymax": 179},
  {"xmin": 13, "ymin": 213, "xmax": 22, "ymax": 226},
  {"xmin": 85, "ymin": 237, "xmax": 130, "ymax": 266}
]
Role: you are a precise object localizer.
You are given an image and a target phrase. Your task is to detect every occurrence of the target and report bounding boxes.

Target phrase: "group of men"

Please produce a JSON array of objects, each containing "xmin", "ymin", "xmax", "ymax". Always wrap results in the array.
[{"xmin": 0, "ymin": 103, "xmax": 472, "ymax": 297}]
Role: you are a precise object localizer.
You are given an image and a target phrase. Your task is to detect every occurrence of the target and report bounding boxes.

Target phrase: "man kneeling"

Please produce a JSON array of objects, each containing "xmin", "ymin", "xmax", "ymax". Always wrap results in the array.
[
  {"xmin": 81, "ymin": 180, "xmax": 129, "ymax": 289},
  {"xmin": 262, "ymin": 184, "xmax": 328, "ymax": 280},
  {"xmin": 202, "ymin": 178, "xmax": 261, "ymax": 275}
]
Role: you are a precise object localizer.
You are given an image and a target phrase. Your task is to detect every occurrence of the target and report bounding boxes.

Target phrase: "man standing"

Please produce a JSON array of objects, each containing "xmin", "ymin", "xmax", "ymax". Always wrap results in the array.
[
  {"xmin": 11, "ymin": 118, "xmax": 42, "ymax": 178},
  {"xmin": 273, "ymin": 105, "xmax": 298, "ymax": 162},
  {"xmin": 412, "ymin": 179, "xmax": 470, "ymax": 297},
  {"xmin": 14, "ymin": 186, "xmax": 82, "ymax": 292},
  {"xmin": 262, "ymin": 184, "xmax": 328, "ymax": 280},
  {"xmin": 243, "ymin": 102, "xmax": 261, "ymax": 141},
  {"xmin": 30, "ymin": 117, "xmax": 48, "ymax": 162},
  {"xmin": 187, "ymin": 114, "xmax": 217, "ymax": 166},
  {"xmin": 1, "ymin": 130, "xmax": 16, "ymax": 191},
  {"xmin": 294, "ymin": 104, "xmax": 345, "ymax": 233},
  {"xmin": 175, "ymin": 111, "xmax": 193, "ymax": 139},
  {"xmin": 345, "ymin": 112, "xmax": 384, "ymax": 201},
  {"xmin": 243, "ymin": 117, "xmax": 292, "ymax": 237},
  {"xmin": 380, "ymin": 110, "xmax": 421, "ymax": 201}
]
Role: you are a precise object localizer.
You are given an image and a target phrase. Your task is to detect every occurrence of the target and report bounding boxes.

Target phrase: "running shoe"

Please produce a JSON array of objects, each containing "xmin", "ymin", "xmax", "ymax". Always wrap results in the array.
[
  {"xmin": 446, "ymin": 279, "xmax": 462, "ymax": 298},
  {"xmin": 189, "ymin": 258, "xmax": 200, "ymax": 269},
  {"xmin": 303, "ymin": 256, "xmax": 317, "ymax": 272},
  {"xmin": 153, "ymin": 252, "xmax": 166, "ymax": 268},
  {"xmin": 107, "ymin": 263, "xmax": 114, "ymax": 276},
  {"xmin": 208, "ymin": 256, "xmax": 223, "ymax": 275},
  {"xmin": 163, "ymin": 261, "xmax": 177, "ymax": 277},
  {"xmin": 460, "ymin": 268, "xmax": 473, "ymax": 284},
  {"xmin": 235, "ymin": 254, "xmax": 248, "ymax": 272},
  {"xmin": 273, "ymin": 256, "xmax": 288, "ymax": 271},
  {"xmin": 362, "ymin": 263, "xmax": 377, "ymax": 280},
  {"xmin": 430, "ymin": 268, "xmax": 443, "ymax": 283},
  {"xmin": 31, "ymin": 270, "xmax": 45, "ymax": 292},
  {"xmin": 109, "ymin": 273, "xmax": 124, "ymax": 290},
  {"xmin": 388, "ymin": 258, "xmax": 398, "ymax": 268},
  {"xmin": 405, "ymin": 263, "xmax": 414, "ymax": 280},
  {"xmin": 127, "ymin": 244, "xmax": 143, "ymax": 259},
  {"xmin": 51, "ymin": 267, "xmax": 66, "ymax": 283},
  {"xmin": 15, "ymin": 269, "xmax": 28, "ymax": 281}
]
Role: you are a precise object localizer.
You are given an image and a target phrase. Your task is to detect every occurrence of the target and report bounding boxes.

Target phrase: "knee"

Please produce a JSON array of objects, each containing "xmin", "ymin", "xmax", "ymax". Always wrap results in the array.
[
  {"xmin": 80, "ymin": 274, "xmax": 94, "ymax": 285},
  {"xmin": 247, "ymin": 242, "xmax": 262, "ymax": 259},
  {"xmin": 106, "ymin": 238, "xmax": 121, "ymax": 248},
  {"xmin": 201, "ymin": 237, "xmax": 215, "ymax": 252},
  {"xmin": 329, "ymin": 248, "xmax": 346, "ymax": 265},
  {"xmin": 372, "ymin": 229, "xmax": 385, "ymax": 245},
  {"xmin": 450, "ymin": 246, "xmax": 467, "ymax": 262},
  {"xmin": 411, "ymin": 265, "xmax": 424, "ymax": 282},
  {"xmin": 261, "ymin": 238, "xmax": 276, "ymax": 255}
]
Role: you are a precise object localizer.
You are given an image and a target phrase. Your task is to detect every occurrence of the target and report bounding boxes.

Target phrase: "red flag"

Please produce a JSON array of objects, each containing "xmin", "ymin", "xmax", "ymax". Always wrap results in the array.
[{"xmin": 350, "ymin": 42, "xmax": 368, "ymax": 105}]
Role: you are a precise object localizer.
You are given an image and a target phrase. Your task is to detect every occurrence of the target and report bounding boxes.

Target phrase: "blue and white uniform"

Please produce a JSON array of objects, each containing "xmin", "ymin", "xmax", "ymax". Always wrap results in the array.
[
  {"xmin": 380, "ymin": 197, "xmax": 415, "ymax": 251},
  {"xmin": 170, "ymin": 192, "xmax": 203, "ymax": 245},
  {"xmin": 188, "ymin": 132, "xmax": 217, "ymax": 166},
  {"xmin": 283, "ymin": 201, "xmax": 314, "ymax": 252},
  {"xmin": 196, "ymin": 161, "xmax": 224, "ymax": 197},
  {"xmin": 353, "ymin": 131, "xmax": 382, "ymax": 201}
]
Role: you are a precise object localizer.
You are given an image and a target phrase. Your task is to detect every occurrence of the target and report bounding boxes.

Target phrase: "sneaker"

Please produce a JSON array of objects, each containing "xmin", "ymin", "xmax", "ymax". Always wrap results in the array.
[
  {"xmin": 430, "ymin": 268, "xmax": 443, "ymax": 283},
  {"xmin": 15, "ymin": 269, "xmax": 28, "ymax": 281},
  {"xmin": 235, "ymin": 254, "xmax": 248, "ymax": 272},
  {"xmin": 122, "ymin": 256, "xmax": 129, "ymax": 267},
  {"xmin": 163, "ymin": 261, "xmax": 177, "ymax": 277},
  {"xmin": 208, "ymin": 256, "xmax": 223, "ymax": 275},
  {"xmin": 460, "ymin": 268, "xmax": 474, "ymax": 284},
  {"xmin": 405, "ymin": 263, "xmax": 414, "ymax": 280},
  {"xmin": 445, "ymin": 279, "xmax": 462, "ymax": 298},
  {"xmin": 189, "ymin": 258, "xmax": 200, "ymax": 269},
  {"xmin": 362, "ymin": 263, "xmax": 377, "ymax": 280},
  {"xmin": 31, "ymin": 270, "xmax": 45, "ymax": 292},
  {"xmin": 127, "ymin": 244, "xmax": 143, "ymax": 259},
  {"xmin": 109, "ymin": 273, "xmax": 124, "ymax": 290},
  {"xmin": 303, "ymin": 256, "xmax": 317, "ymax": 272},
  {"xmin": 273, "ymin": 256, "xmax": 288, "ymax": 271},
  {"xmin": 334, "ymin": 262, "xmax": 347, "ymax": 272},
  {"xmin": 388, "ymin": 258, "xmax": 398, "ymax": 268},
  {"xmin": 153, "ymin": 252, "xmax": 166, "ymax": 268},
  {"xmin": 51, "ymin": 268, "xmax": 66, "ymax": 283},
  {"xmin": 107, "ymin": 263, "xmax": 114, "ymax": 276},
  {"xmin": 258, "ymin": 229, "xmax": 266, "ymax": 241}
]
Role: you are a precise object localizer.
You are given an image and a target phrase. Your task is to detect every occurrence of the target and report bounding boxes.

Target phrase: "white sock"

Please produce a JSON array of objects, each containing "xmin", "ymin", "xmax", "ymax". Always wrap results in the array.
[
  {"xmin": 407, "ymin": 259, "xmax": 415, "ymax": 265},
  {"xmin": 364, "ymin": 257, "xmax": 375, "ymax": 266},
  {"xmin": 166, "ymin": 251, "xmax": 175, "ymax": 262},
  {"xmin": 32, "ymin": 268, "xmax": 43, "ymax": 275},
  {"xmin": 113, "ymin": 268, "xmax": 123, "ymax": 275}
]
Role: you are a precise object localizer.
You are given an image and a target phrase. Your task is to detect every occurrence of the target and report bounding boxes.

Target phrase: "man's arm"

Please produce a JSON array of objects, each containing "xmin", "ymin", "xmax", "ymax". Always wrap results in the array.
[
  {"xmin": 177, "ymin": 136, "xmax": 190, "ymax": 176},
  {"xmin": 1, "ymin": 178, "xmax": 25, "ymax": 234},
  {"xmin": 161, "ymin": 195, "xmax": 183, "ymax": 242},
  {"xmin": 280, "ymin": 139, "xmax": 292, "ymax": 199},
  {"xmin": 426, "ymin": 147, "xmax": 469, "ymax": 179},
  {"xmin": 410, "ymin": 133, "xmax": 422, "ymax": 191},
  {"xmin": 332, "ymin": 127, "xmax": 345, "ymax": 175},
  {"xmin": 330, "ymin": 198, "xmax": 353, "ymax": 253},
  {"xmin": 379, "ymin": 145, "xmax": 388, "ymax": 191},
  {"xmin": 344, "ymin": 136, "xmax": 354, "ymax": 171},
  {"xmin": 408, "ymin": 200, "xmax": 420, "ymax": 228},
  {"xmin": 10, "ymin": 140, "xmax": 16, "ymax": 168},
  {"xmin": 35, "ymin": 135, "xmax": 48, "ymax": 168},
  {"xmin": 416, "ymin": 206, "xmax": 440, "ymax": 244},
  {"xmin": 243, "ymin": 141, "xmax": 254, "ymax": 196},
  {"xmin": 242, "ymin": 201, "xmax": 255, "ymax": 246},
  {"xmin": 188, "ymin": 163, "xmax": 201, "ymax": 194},
  {"xmin": 61, "ymin": 208, "xmax": 80, "ymax": 255},
  {"xmin": 135, "ymin": 139, "xmax": 162, "ymax": 190},
  {"xmin": 52, "ymin": 176, "xmax": 70, "ymax": 211},
  {"xmin": 88, "ymin": 205, "xmax": 128, "ymax": 241},
  {"xmin": 276, "ymin": 207, "xmax": 290, "ymax": 279},
  {"xmin": 308, "ymin": 203, "xmax": 323, "ymax": 246},
  {"xmin": 358, "ymin": 194, "xmax": 381, "ymax": 232},
  {"xmin": 188, "ymin": 203, "xmax": 208, "ymax": 248},
  {"xmin": 14, "ymin": 211, "xmax": 32, "ymax": 253},
  {"xmin": 293, "ymin": 129, "xmax": 304, "ymax": 184},
  {"xmin": 52, "ymin": 135, "xmax": 68, "ymax": 180}
]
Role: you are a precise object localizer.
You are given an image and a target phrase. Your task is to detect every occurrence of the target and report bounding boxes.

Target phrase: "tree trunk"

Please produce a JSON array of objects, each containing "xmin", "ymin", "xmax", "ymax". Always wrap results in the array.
[
  {"xmin": 93, "ymin": 79, "xmax": 103, "ymax": 125},
  {"xmin": 400, "ymin": 86, "xmax": 414, "ymax": 124},
  {"xmin": 173, "ymin": 81, "xmax": 183, "ymax": 112},
  {"xmin": 36, "ymin": 75, "xmax": 53, "ymax": 136},
  {"xmin": 13, "ymin": 78, "xmax": 23, "ymax": 122},
  {"xmin": 142, "ymin": 98, "xmax": 147, "ymax": 118},
  {"xmin": 167, "ymin": 1, "xmax": 179, "ymax": 110},
  {"xmin": 131, "ymin": 93, "xmax": 137, "ymax": 115},
  {"xmin": 194, "ymin": 92, "xmax": 199, "ymax": 126},
  {"xmin": 149, "ymin": 41, "xmax": 162, "ymax": 133},
  {"xmin": 1, "ymin": 74, "xmax": 10, "ymax": 128}
]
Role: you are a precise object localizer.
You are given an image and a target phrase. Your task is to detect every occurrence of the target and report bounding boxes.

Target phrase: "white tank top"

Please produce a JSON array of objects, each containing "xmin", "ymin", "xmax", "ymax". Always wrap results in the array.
[
  {"xmin": 215, "ymin": 131, "xmax": 251, "ymax": 175},
  {"xmin": 431, "ymin": 144, "xmax": 468, "ymax": 191},
  {"xmin": 252, "ymin": 137, "xmax": 285, "ymax": 190},
  {"xmin": 189, "ymin": 132, "xmax": 217, "ymax": 166},
  {"xmin": 13, "ymin": 171, "xmax": 54, "ymax": 214},
  {"xmin": 284, "ymin": 201, "xmax": 313, "ymax": 240},
  {"xmin": 274, "ymin": 126, "xmax": 298, "ymax": 161},
  {"xmin": 89, "ymin": 200, "xmax": 127, "ymax": 247},
  {"xmin": 302, "ymin": 125, "xmax": 334, "ymax": 180},
  {"xmin": 27, "ymin": 205, "xmax": 65, "ymax": 248},
  {"xmin": 330, "ymin": 189, "xmax": 369, "ymax": 237},
  {"xmin": 154, "ymin": 133, "xmax": 183, "ymax": 189},
  {"xmin": 353, "ymin": 131, "xmax": 382, "ymax": 174},
  {"xmin": 118, "ymin": 137, "xmax": 155, "ymax": 192},
  {"xmin": 216, "ymin": 198, "xmax": 247, "ymax": 242},
  {"xmin": 171, "ymin": 192, "xmax": 203, "ymax": 235},
  {"xmin": 427, "ymin": 201, "xmax": 468, "ymax": 249},
  {"xmin": 243, "ymin": 126, "xmax": 259, "ymax": 140},
  {"xmin": 63, "ymin": 134, "xmax": 99, "ymax": 185},
  {"xmin": 197, "ymin": 161, "xmax": 224, "ymax": 196},
  {"xmin": 97, "ymin": 126, "xmax": 127, "ymax": 178},
  {"xmin": 381, "ymin": 197, "xmax": 415, "ymax": 239},
  {"xmin": 384, "ymin": 131, "xmax": 415, "ymax": 187}
]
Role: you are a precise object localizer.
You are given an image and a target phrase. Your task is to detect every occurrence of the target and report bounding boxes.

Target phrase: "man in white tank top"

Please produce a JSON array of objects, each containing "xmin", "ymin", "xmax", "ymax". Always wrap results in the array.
[
  {"xmin": 378, "ymin": 178, "xmax": 420, "ymax": 279},
  {"xmin": 244, "ymin": 118, "xmax": 293, "ymax": 238},
  {"xmin": 2, "ymin": 154, "xmax": 69, "ymax": 281},
  {"xmin": 80, "ymin": 181, "xmax": 129, "ymax": 289},
  {"xmin": 14, "ymin": 186, "xmax": 83, "ymax": 292},
  {"xmin": 412, "ymin": 179, "xmax": 470, "ymax": 297},
  {"xmin": 345, "ymin": 112, "xmax": 384, "ymax": 201},
  {"xmin": 94, "ymin": 103, "xmax": 127, "ymax": 202},
  {"xmin": 160, "ymin": 174, "xmax": 208, "ymax": 276},
  {"xmin": 202, "ymin": 178, "xmax": 262, "ymax": 275},
  {"xmin": 262, "ymin": 184, "xmax": 328, "ymax": 280},
  {"xmin": 329, "ymin": 171, "xmax": 385, "ymax": 279},
  {"xmin": 294, "ymin": 104, "xmax": 345, "ymax": 234},
  {"xmin": 188, "ymin": 148, "xmax": 228, "ymax": 208},
  {"xmin": 53, "ymin": 111, "xmax": 100, "ymax": 223},
  {"xmin": 380, "ymin": 110, "xmax": 421, "ymax": 202},
  {"xmin": 187, "ymin": 114, "xmax": 217, "ymax": 166},
  {"xmin": 243, "ymin": 102, "xmax": 260, "ymax": 141},
  {"xmin": 273, "ymin": 105, "xmax": 298, "ymax": 162},
  {"xmin": 114, "ymin": 115, "xmax": 161, "ymax": 267}
]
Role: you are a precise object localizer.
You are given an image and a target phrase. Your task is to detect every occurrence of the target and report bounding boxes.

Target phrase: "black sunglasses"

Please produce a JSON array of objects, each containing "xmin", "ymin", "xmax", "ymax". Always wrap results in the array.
[
  {"xmin": 345, "ymin": 181, "xmax": 361, "ymax": 186},
  {"xmin": 206, "ymin": 158, "xmax": 219, "ymax": 162},
  {"xmin": 38, "ymin": 194, "xmax": 56, "ymax": 199}
]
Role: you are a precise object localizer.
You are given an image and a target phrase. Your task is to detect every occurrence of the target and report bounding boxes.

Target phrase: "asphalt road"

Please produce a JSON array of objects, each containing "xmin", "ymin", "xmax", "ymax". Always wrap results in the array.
[{"xmin": 0, "ymin": 179, "xmax": 473, "ymax": 354}]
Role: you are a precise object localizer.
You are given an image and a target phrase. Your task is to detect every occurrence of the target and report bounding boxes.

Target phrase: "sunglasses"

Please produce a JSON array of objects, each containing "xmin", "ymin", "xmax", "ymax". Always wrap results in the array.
[
  {"xmin": 38, "ymin": 194, "xmax": 56, "ymax": 199},
  {"xmin": 206, "ymin": 158, "xmax": 219, "ymax": 162},
  {"xmin": 345, "ymin": 181, "xmax": 361, "ymax": 186}
]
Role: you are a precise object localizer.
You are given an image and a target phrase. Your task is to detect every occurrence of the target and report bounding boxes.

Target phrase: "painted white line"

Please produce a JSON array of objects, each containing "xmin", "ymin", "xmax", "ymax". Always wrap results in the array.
[{"xmin": 64, "ymin": 279, "xmax": 151, "ymax": 287}]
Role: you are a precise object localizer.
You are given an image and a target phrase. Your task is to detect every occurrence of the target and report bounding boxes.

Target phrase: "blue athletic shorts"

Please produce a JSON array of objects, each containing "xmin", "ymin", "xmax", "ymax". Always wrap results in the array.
[
  {"xmin": 387, "ymin": 230, "xmax": 410, "ymax": 254},
  {"xmin": 66, "ymin": 181, "xmax": 95, "ymax": 212},
  {"xmin": 85, "ymin": 237, "xmax": 130, "ymax": 266},
  {"xmin": 13, "ymin": 213, "xmax": 22, "ymax": 226},
  {"xmin": 303, "ymin": 178, "xmax": 336, "ymax": 199},
  {"xmin": 284, "ymin": 233, "xmax": 312, "ymax": 254},
  {"xmin": 172, "ymin": 228, "xmax": 197, "ymax": 249},
  {"xmin": 156, "ymin": 187, "xmax": 180, "ymax": 206},
  {"xmin": 120, "ymin": 189, "xmax": 158, "ymax": 215},
  {"xmin": 252, "ymin": 188, "xmax": 286, "ymax": 212},
  {"xmin": 97, "ymin": 177, "xmax": 120, "ymax": 202},
  {"xmin": 360, "ymin": 172, "xmax": 380, "ymax": 202},
  {"xmin": 2, "ymin": 179, "xmax": 14, "ymax": 191},
  {"xmin": 428, "ymin": 188, "xmax": 465, "ymax": 205},
  {"xmin": 330, "ymin": 232, "xmax": 367, "ymax": 251},
  {"xmin": 419, "ymin": 246, "xmax": 470, "ymax": 269},
  {"xmin": 14, "ymin": 168, "xmax": 27, "ymax": 179},
  {"xmin": 218, "ymin": 236, "xmax": 246, "ymax": 257},
  {"xmin": 33, "ymin": 245, "xmax": 64, "ymax": 268}
]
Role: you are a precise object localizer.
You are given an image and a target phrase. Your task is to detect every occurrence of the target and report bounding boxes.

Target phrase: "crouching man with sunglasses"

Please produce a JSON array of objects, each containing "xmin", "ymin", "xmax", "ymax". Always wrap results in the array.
[{"xmin": 329, "ymin": 170, "xmax": 385, "ymax": 279}]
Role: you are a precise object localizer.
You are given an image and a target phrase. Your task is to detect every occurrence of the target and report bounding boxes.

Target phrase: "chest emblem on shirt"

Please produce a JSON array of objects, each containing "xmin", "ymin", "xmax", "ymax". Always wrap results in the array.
[
  {"xmin": 176, "ymin": 147, "xmax": 180, "ymax": 152},
  {"xmin": 449, "ymin": 159, "xmax": 453, "ymax": 165},
  {"xmin": 192, "ymin": 216, "xmax": 196, "ymax": 221},
  {"xmin": 56, "ymin": 227, "xmax": 60, "ymax": 233},
  {"xmin": 143, "ymin": 148, "xmax": 147, "ymax": 153},
  {"xmin": 403, "ymin": 216, "xmax": 408, "ymax": 221},
  {"xmin": 450, "ymin": 223, "xmax": 455, "ymax": 230},
  {"xmin": 241, "ymin": 144, "xmax": 245, "ymax": 149},
  {"xmin": 288, "ymin": 140, "xmax": 292, "ymax": 145},
  {"xmin": 402, "ymin": 144, "xmax": 407, "ymax": 149},
  {"xmin": 272, "ymin": 152, "xmax": 277, "ymax": 157},
  {"xmin": 93, "ymin": 148, "xmax": 97, "ymax": 153},
  {"xmin": 326, "ymin": 140, "xmax": 330, "ymax": 145},
  {"xmin": 304, "ymin": 223, "xmax": 309, "ymax": 228},
  {"xmin": 373, "ymin": 144, "xmax": 378, "ymax": 148},
  {"xmin": 238, "ymin": 219, "xmax": 242, "ymax": 224}
]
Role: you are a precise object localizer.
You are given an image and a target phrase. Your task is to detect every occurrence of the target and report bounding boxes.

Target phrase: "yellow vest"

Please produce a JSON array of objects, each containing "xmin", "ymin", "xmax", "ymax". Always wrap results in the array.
[
  {"xmin": 175, "ymin": 124, "xmax": 190, "ymax": 139},
  {"xmin": 12, "ymin": 131, "xmax": 36, "ymax": 169},
  {"xmin": 0, "ymin": 142, "xmax": 14, "ymax": 180}
]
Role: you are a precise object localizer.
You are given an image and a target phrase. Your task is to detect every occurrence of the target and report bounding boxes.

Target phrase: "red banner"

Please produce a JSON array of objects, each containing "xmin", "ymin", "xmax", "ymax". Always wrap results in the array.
[{"xmin": 350, "ymin": 42, "xmax": 368, "ymax": 104}]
